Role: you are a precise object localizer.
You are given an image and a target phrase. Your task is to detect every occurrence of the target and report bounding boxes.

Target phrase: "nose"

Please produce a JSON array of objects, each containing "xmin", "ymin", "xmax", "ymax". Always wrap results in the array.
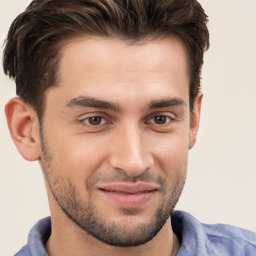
[{"xmin": 109, "ymin": 124, "xmax": 154, "ymax": 177}]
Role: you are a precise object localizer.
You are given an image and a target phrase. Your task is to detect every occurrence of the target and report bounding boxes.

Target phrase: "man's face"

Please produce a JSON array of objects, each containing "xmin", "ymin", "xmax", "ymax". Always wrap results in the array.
[{"xmin": 39, "ymin": 37, "xmax": 199, "ymax": 246}]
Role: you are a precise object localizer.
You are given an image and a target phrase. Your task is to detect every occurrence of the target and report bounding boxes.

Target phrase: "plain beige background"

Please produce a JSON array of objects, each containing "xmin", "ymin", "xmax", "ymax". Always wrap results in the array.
[{"xmin": 1, "ymin": 0, "xmax": 256, "ymax": 255}]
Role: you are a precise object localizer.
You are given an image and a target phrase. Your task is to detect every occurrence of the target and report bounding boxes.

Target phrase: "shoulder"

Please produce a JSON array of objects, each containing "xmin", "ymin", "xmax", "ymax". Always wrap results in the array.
[
  {"xmin": 14, "ymin": 244, "xmax": 32, "ymax": 256},
  {"xmin": 171, "ymin": 210, "xmax": 256, "ymax": 255},
  {"xmin": 204, "ymin": 222, "xmax": 256, "ymax": 254},
  {"xmin": 14, "ymin": 217, "xmax": 51, "ymax": 256}
]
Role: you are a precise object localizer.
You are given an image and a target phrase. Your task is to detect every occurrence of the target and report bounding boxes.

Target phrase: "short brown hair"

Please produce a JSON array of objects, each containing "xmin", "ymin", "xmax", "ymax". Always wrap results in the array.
[{"xmin": 3, "ymin": 0, "xmax": 209, "ymax": 119}]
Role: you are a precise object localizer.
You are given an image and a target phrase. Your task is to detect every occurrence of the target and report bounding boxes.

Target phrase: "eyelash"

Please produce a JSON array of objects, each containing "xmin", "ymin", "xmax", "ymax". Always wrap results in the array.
[
  {"xmin": 79, "ymin": 114, "xmax": 174, "ymax": 127},
  {"xmin": 79, "ymin": 116, "xmax": 108, "ymax": 126},
  {"xmin": 147, "ymin": 115, "xmax": 174, "ymax": 126}
]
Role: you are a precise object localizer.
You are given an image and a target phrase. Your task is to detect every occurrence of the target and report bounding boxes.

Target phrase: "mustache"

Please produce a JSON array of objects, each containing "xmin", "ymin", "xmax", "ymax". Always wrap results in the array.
[{"xmin": 86, "ymin": 170, "xmax": 166, "ymax": 190}]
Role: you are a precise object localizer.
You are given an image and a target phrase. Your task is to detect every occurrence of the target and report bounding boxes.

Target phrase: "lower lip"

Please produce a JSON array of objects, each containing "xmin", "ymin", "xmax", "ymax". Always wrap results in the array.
[{"xmin": 99, "ymin": 190, "xmax": 157, "ymax": 208}]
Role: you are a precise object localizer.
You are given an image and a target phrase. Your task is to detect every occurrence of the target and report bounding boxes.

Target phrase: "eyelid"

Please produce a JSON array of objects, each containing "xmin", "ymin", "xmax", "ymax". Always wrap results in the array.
[
  {"xmin": 78, "ymin": 111, "xmax": 108, "ymax": 119},
  {"xmin": 83, "ymin": 116, "xmax": 107, "ymax": 125},
  {"xmin": 148, "ymin": 115, "xmax": 174, "ymax": 125},
  {"xmin": 149, "ymin": 115, "xmax": 172, "ymax": 123},
  {"xmin": 78, "ymin": 112, "xmax": 111, "ymax": 126},
  {"xmin": 145, "ymin": 111, "xmax": 176, "ymax": 121}
]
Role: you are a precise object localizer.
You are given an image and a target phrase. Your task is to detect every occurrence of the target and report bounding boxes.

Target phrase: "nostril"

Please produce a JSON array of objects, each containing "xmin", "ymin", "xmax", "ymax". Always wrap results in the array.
[{"xmin": 109, "ymin": 130, "xmax": 154, "ymax": 176}]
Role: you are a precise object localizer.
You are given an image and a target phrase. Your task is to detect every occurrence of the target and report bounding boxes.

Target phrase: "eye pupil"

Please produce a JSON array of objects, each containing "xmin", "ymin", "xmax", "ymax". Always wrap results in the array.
[
  {"xmin": 154, "ymin": 116, "xmax": 167, "ymax": 124},
  {"xmin": 88, "ymin": 116, "xmax": 102, "ymax": 125}
]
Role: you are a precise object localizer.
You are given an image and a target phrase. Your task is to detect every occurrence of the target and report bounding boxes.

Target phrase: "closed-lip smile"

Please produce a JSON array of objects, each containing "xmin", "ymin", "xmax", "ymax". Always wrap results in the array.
[{"xmin": 98, "ymin": 182, "xmax": 159, "ymax": 208}]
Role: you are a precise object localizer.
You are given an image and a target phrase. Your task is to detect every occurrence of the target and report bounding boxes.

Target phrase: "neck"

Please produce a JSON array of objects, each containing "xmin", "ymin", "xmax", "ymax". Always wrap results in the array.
[{"xmin": 45, "ymin": 214, "xmax": 179, "ymax": 256}]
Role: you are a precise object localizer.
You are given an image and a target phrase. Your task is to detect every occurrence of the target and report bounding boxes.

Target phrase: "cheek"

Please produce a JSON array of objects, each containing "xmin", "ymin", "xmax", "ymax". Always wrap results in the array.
[
  {"xmin": 46, "ymin": 132, "xmax": 109, "ymax": 181},
  {"xmin": 149, "ymin": 131, "xmax": 189, "ymax": 178}
]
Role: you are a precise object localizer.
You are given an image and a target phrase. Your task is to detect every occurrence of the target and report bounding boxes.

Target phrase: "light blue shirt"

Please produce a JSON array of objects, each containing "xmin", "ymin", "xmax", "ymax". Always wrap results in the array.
[{"xmin": 14, "ymin": 211, "xmax": 256, "ymax": 256}]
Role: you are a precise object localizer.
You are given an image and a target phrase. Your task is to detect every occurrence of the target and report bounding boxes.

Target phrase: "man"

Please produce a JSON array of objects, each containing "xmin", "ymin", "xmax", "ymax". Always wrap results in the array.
[{"xmin": 2, "ymin": 0, "xmax": 256, "ymax": 255}]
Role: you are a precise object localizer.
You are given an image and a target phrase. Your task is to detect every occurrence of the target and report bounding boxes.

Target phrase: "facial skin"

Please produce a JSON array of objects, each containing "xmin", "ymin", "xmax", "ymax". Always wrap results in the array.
[{"xmin": 6, "ymin": 36, "xmax": 202, "ymax": 256}]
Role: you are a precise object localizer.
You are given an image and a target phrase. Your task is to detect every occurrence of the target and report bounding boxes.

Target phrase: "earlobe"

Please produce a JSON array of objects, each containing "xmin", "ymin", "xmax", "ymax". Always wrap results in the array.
[
  {"xmin": 5, "ymin": 97, "xmax": 40, "ymax": 161},
  {"xmin": 189, "ymin": 93, "xmax": 203, "ymax": 149}
]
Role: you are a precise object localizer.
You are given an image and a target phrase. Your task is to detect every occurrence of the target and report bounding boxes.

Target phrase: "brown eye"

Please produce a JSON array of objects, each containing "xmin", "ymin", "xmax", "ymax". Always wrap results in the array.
[
  {"xmin": 89, "ymin": 116, "xmax": 102, "ymax": 125},
  {"xmin": 150, "ymin": 115, "xmax": 172, "ymax": 125},
  {"xmin": 83, "ymin": 116, "xmax": 106, "ymax": 126}
]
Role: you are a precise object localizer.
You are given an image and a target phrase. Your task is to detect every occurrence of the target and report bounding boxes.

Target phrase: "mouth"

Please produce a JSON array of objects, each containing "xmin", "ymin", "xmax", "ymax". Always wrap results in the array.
[{"xmin": 98, "ymin": 182, "xmax": 159, "ymax": 208}]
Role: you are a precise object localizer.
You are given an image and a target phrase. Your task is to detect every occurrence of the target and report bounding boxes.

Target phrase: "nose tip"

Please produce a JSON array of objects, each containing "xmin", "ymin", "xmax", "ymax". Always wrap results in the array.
[
  {"xmin": 110, "ymin": 153, "xmax": 154, "ymax": 177},
  {"xmin": 109, "ymin": 128, "xmax": 154, "ymax": 177},
  {"xmin": 110, "ymin": 153, "xmax": 153, "ymax": 177}
]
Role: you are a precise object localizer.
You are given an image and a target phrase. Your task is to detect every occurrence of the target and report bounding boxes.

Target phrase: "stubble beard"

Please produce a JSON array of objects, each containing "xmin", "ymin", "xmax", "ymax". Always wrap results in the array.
[{"xmin": 39, "ymin": 130, "xmax": 187, "ymax": 247}]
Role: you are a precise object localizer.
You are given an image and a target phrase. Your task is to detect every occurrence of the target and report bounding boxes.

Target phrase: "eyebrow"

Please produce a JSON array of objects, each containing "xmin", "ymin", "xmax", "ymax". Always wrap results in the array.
[
  {"xmin": 64, "ymin": 96, "xmax": 186, "ymax": 112},
  {"xmin": 65, "ymin": 96, "xmax": 120, "ymax": 112},
  {"xmin": 149, "ymin": 98, "xmax": 187, "ymax": 109}
]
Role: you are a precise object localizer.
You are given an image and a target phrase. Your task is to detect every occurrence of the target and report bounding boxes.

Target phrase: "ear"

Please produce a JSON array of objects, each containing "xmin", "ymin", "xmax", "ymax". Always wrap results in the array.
[
  {"xmin": 5, "ymin": 97, "xmax": 40, "ymax": 161},
  {"xmin": 189, "ymin": 93, "xmax": 203, "ymax": 149}
]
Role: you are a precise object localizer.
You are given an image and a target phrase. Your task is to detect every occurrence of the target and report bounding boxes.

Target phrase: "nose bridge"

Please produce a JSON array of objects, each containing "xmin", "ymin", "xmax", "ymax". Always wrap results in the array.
[{"xmin": 109, "ymin": 121, "xmax": 153, "ymax": 177}]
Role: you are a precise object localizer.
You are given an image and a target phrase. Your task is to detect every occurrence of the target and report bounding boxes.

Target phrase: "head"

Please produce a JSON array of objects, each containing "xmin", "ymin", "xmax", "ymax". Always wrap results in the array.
[
  {"xmin": 3, "ymin": 0, "xmax": 209, "ymax": 119},
  {"xmin": 3, "ymin": 0, "xmax": 209, "ymax": 249}
]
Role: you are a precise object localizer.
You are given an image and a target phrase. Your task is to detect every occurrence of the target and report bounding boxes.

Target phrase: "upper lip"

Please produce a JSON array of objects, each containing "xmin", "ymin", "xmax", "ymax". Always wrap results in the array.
[{"xmin": 98, "ymin": 182, "xmax": 159, "ymax": 194}]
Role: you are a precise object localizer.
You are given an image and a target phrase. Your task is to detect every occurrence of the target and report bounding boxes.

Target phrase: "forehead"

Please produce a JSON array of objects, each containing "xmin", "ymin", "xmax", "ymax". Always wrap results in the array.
[
  {"xmin": 49, "ymin": 36, "xmax": 190, "ymax": 108},
  {"xmin": 58, "ymin": 36, "xmax": 189, "ymax": 77}
]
